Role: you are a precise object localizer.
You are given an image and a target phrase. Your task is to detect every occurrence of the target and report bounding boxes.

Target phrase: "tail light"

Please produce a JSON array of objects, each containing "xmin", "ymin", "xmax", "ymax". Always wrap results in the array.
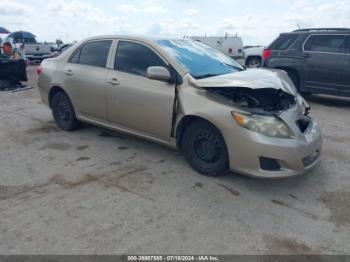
[
  {"xmin": 36, "ymin": 66, "xmax": 42, "ymax": 75},
  {"xmin": 262, "ymin": 49, "xmax": 272, "ymax": 59}
]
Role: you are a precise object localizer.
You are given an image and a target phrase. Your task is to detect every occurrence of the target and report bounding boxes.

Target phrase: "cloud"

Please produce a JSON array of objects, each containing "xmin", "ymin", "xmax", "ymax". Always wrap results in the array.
[
  {"xmin": 214, "ymin": 0, "xmax": 350, "ymax": 44},
  {"xmin": 0, "ymin": 0, "xmax": 349, "ymax": 45},
  {"xmin": 146, "ymin": 19, "xmax": 199, "ymax": 37},
  {"xmin": 147, "ymin": 22, "xmax": 163, "ymax": 35},
  {"xmin": 118, "ymin": 4, "xmax": 139, "ymax": 13},
  {"xmin": 0, "ymin": 1, "xmax": 32, "ymax": 16},
  {"xmin": 183, "ymin": 8, "xmax": 199, "ymax": 16},
  {"xmin": 144, "ymin": 5, "xmax": 167, "ymax": 14}
]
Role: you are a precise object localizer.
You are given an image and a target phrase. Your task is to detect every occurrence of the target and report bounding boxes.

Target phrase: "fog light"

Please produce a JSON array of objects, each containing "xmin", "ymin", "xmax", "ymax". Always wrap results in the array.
[{"xmin": 260, "ymin": 157, "xmax": 281, "ymax": 171}]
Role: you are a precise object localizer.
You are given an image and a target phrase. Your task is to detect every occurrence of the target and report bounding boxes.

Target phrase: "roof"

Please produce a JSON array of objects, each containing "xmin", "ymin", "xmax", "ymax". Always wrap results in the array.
[
  {"xmin": 80, "ymin": 34, "xmax": 184, "ymax": 44},
  {"xmin": 292, "ymin": 28, "xmax": 350, "ymax": 33}
]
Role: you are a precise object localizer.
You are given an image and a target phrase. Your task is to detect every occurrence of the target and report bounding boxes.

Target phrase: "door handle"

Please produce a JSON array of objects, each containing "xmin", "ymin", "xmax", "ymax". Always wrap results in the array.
[
  {"xmin": 302, "ymin": 53, "xmax": 311, "ymax": 58},
  {"xmin": 107, "ymin": 78, "xmax": 120, "ymax": 86},
  {"xmin": 64, "ymin": 69, "xmax": 73, "ymax": 76}
]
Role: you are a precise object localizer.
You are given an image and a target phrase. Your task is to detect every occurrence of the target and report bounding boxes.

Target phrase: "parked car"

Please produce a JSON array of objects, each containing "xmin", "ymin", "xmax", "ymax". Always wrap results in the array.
[
  {"xmin": 244, "ymin": 46, "xmax": 264, "ymax": 68},
  {"xmin": 190, "ymin": 35, "xmax": 245, "ymax": 59},
  {"xmin": 262, "ymin": 28, "xmax": 350, "ymax": 97},
  {"xmin": 37, "ymin": 36, "xmax": 322, "ymax": 178}
]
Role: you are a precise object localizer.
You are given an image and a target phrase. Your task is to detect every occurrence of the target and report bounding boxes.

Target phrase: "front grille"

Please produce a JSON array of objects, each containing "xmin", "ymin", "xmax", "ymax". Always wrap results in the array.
[{"xmin": 296, "ymin": 117, "xmax": 312, "ymax": 133}]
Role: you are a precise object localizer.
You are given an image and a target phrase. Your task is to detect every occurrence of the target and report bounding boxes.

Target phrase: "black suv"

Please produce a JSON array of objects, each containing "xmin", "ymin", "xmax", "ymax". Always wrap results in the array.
[{"xmin": 262, "ymin": 28, "xmax": 350, "ymax": 97}]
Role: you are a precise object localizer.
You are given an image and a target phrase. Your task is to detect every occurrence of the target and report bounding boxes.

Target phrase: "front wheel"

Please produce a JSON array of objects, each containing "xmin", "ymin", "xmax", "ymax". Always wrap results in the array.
[
  {"xmin": 181, "ymin": 120, "xmax": 229, "ymax": 176},
  {"xmin": 51, "ymin": 92, "xmax": 79, "ymax": 131}
]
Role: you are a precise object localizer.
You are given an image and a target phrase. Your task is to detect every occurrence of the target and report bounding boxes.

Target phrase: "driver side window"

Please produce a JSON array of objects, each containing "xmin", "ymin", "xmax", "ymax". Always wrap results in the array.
[{"xmin": 114, "ymin": 41, "xmax": 167, "ymax": 77}]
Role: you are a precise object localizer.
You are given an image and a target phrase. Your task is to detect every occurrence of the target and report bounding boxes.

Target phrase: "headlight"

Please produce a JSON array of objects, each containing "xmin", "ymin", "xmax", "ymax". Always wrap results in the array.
[{"xmin": 232, "ymin": 112, "xmax": 294, "ymax": 139}]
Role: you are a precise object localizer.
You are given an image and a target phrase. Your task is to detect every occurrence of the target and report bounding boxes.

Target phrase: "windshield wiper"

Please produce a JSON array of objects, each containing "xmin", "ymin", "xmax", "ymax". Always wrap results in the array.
[
  {"xmin": 195, "ymin": 73, "xmax": 219, "ymax": 79},
  {"xmin": 221, "ymin": 63, "xmax": 244, "ymax": 71}
]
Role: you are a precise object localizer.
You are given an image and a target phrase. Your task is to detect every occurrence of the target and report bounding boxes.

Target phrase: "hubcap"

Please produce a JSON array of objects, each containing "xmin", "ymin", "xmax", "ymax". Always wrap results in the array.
[
  {"xmin": 248, "ymin": 60, "xmax": 260, "ymax": 68},
  {"xmin": 57, "ymin": 99, "xmax": 70, "ymax": 122},
  {"xmin": 193, "ymin": 131, "xmax": 222, "ymax": 163}
]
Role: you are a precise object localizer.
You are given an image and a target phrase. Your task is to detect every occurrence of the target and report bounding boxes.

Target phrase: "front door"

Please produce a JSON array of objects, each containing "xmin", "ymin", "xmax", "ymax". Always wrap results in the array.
[
  {"xmin": 62, "ymin": 40, "xmax": 113, "ymax": 122},
  {"xmin": 106, "ymin": 40, "xmax": 176, "ymax": 141},
  {"xmin": 302, "ymin": 34, "xmax": 346, "ymax": 94}
]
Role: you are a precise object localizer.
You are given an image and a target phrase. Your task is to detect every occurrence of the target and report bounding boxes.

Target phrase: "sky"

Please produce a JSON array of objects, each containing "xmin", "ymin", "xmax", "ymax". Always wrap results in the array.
[{"xmin": 0, "ymin": 0, "xmax": 349, "ymax": 45}]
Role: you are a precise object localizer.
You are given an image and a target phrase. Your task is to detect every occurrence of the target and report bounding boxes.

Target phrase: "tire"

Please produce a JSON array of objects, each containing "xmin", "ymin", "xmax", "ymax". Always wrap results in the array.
[
  {"xmin": 246, "ymin": 57, "xmax": 261, "ymax": 68},
  {"xmin": 51, "ymin": 92, "xmax": 79, "ymax": 131},
  {"xmin": 181, "ymin": 119, "xmax": 229, "ymax": 176}
]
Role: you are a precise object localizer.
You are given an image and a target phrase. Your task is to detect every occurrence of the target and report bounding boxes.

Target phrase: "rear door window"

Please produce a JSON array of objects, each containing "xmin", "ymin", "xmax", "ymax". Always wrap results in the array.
[
  {"xmin": 270, "ymin": 34, "xmax": 299, "ymax": 50},
  {"xmin": 114, "ymin": 41, "xmax": 167, "ymax": 77},
  {"xmin": 69, "ymin": 40, "xmax": 112, "ymax": 68},
  {"xmin": 304, "ymin": 35, "xmax": 346, "ymax": 53},
  {"xmin": 69, "ymin": 48, "xmax": 81, "ymax": 64}
]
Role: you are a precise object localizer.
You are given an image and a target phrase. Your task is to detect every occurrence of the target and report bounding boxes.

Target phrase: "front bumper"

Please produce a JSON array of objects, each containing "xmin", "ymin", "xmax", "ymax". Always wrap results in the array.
[
  {"xmin": 224, "ymin": 115, "xmax": 322, "ymax": 178},
  {"xmin": 26, "ymin": 54, "xmax": 52, "ymax": 61}
]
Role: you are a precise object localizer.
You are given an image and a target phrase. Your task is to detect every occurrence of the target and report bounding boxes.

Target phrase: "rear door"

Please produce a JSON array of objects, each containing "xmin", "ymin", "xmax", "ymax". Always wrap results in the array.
[
  {"xmin": 302, "ymin": 34, "xmax": 346, "ymax": 94},
  {"xmin": 62, "ymin": 39, "xmax": 113, "ymax": 122},
  {"xmin": 106, "ymin": 40, "xmax": 176, "ymax": 141},
  {"xmin": 341, "ymin": 35, "xmax": 350, "ymax": 96}
]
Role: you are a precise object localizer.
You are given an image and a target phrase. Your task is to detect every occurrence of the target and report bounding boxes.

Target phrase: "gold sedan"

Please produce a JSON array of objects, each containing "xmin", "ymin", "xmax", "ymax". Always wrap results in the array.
[{"xmin": 37, "ymin": 36, "xmax": 322, "ymax": 177}]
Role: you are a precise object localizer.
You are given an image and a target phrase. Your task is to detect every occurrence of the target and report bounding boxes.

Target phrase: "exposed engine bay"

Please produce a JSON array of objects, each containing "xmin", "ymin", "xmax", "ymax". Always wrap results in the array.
[{"xmin": 205, "ymin": 87, "xmax": 296, "ymax": 115}]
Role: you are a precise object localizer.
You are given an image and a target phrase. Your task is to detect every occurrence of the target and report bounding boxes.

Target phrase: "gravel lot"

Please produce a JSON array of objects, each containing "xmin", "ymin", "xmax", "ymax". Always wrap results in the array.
[{"xmin": 1, "ymin": 66, "xmax": 350, "ymax": 255}]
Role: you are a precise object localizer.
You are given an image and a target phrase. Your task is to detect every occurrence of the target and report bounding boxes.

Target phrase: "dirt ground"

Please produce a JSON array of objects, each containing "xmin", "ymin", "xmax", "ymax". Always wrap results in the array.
[{"xmin": 1, "ymin": 66, "xmax": 350, "ymax": 255}]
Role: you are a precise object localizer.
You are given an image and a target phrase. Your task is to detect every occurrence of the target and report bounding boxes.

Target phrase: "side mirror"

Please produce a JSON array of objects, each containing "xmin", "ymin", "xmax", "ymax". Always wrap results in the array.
[{"xmin": 146, "ymin": 66, "xmax": 171, "ymax": 82}]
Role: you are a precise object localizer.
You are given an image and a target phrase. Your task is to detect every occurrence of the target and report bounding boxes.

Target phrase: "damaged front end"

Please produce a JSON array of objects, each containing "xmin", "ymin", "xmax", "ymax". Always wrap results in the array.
[{"xmin": 205, "ymin": 87, "xmax": 297, "ymax": 115}]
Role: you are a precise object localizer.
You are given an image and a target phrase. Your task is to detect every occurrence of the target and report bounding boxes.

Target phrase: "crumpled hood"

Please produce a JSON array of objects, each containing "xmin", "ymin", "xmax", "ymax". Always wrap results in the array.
[{"xmin": 191, "ymin": 68, "xmax": 297, "ymax": 96}]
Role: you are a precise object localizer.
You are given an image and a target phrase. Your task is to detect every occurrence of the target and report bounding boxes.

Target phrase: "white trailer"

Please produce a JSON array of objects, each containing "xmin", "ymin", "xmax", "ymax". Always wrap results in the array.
[{"xmin": 190, "ymin": 35, "xmax": 245, "ymax": 59}]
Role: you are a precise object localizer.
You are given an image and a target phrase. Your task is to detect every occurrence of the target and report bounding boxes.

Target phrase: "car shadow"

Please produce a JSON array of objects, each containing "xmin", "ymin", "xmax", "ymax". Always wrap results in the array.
[
  {"xmin": 81, "ymin": 122, "xmax": 322, "ymax": 195},
  {"xmin": 304, "ymin": 94, "xmax": 350, "ymax": 108}
]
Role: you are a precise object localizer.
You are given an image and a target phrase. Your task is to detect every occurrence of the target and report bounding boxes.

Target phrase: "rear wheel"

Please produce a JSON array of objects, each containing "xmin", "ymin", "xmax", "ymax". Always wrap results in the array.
[
  {"xmin": 181, "ymin": 119, "xmax": 229, "ymax": 176},
  {"xmin": 51, "ymin": 92, "xmax": 79, "ymax": 131}
]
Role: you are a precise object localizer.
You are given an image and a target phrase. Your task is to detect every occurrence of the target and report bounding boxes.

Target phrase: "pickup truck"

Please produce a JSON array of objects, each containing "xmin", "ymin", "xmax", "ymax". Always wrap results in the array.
[
  {"xmin": 244, "ymin": 46, "xmax": 264, "ymax": 68},
  {"xmin": 23, "ymin": 43, "xmax": 52, "ymax": 63}
]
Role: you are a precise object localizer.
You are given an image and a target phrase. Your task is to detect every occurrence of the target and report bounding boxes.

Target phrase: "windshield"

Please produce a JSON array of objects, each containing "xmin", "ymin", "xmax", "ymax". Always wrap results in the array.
[{"xmin": 156, "ymin": 39, "xmax": 244, "ymax": 79}]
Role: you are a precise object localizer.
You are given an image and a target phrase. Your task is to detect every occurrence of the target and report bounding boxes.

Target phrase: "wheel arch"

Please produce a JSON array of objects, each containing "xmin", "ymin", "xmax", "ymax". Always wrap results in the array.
[
  {"xmin": 245, "ymin": 55, "xmax": 262, "ymax": 65},
  {"xmin": 48, "ymin": 86, "xmax": 69, "ymax": 108},
  {"xmin": 175, "ymin": 114, "xmax": 226, "ymax": 150}
]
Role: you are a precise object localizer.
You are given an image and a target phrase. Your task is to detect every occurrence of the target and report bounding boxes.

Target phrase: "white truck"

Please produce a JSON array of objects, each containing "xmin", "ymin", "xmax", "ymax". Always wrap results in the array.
[
  {"xmin": 190, "ymin": 35, "xmax": 245, "ymax": 60},
  {"xmin": 244, "ymin": 46, "xmax": 264, "ymax": 68}
]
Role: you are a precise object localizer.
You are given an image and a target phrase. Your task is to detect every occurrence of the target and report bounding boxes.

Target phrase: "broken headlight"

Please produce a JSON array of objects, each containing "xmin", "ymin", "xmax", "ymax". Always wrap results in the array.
[{"xmin": 232, "ymin": 112, "xmax": 294, "ymax": 139}]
